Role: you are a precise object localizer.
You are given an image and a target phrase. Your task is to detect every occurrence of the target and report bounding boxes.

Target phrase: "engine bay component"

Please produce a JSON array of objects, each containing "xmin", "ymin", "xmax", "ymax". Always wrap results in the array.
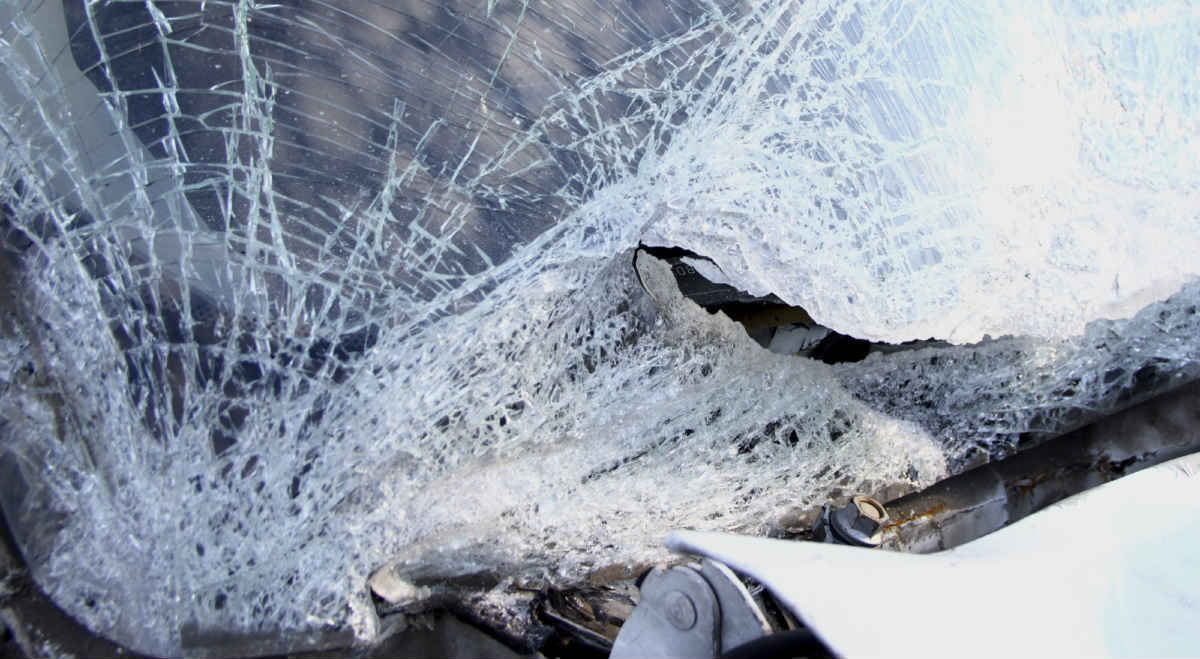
[
  {"xmin": 669, "ymin": 452, "xmax": 1200, "ymax": 658},
  {"xmin": 609, "ymin": 560, "xmax": 771, "ymax": 659},
  {"xmin": 811, "ymin": 495, "xmax": 889, "ymax": 547}
]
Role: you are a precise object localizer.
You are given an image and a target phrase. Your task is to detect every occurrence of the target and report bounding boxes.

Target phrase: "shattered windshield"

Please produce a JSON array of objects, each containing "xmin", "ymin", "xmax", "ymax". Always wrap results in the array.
[{"xmin": 2, "ymin": 0, "xmax": 1199, "ymax": 655}]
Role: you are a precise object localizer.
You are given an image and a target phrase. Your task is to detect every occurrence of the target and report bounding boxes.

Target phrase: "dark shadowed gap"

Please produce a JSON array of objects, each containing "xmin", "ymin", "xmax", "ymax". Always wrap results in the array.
[{"xmin": 634, "ymin": 245, "xmax": 946, "ymax": 363}]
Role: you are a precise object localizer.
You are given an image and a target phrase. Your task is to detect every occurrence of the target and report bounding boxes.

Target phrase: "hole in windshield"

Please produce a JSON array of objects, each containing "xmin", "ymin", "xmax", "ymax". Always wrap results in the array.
[{"xmin": 634, "ymin": 245, "xmax": 946, "ymax": 363}]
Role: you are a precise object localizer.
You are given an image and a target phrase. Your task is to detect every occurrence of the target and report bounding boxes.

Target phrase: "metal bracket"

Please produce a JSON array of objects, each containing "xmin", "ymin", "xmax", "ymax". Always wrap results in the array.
[{"xmin": 609, "ymin": 559, "xmax": 769, "ymax": 658}]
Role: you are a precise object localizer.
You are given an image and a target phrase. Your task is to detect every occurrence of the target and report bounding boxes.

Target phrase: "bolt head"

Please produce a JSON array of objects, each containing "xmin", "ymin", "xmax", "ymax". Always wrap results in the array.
[
  {"xmin": 663, "ymin": 590, "xmax": 697, "ymax": 630},
  {"xmin": 830, "ymin": 495, "xmax": 889, "ymax": 546},
  {"xmin": 850, "ymin": 510, "xmax": 882, "ymax": 536}
]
